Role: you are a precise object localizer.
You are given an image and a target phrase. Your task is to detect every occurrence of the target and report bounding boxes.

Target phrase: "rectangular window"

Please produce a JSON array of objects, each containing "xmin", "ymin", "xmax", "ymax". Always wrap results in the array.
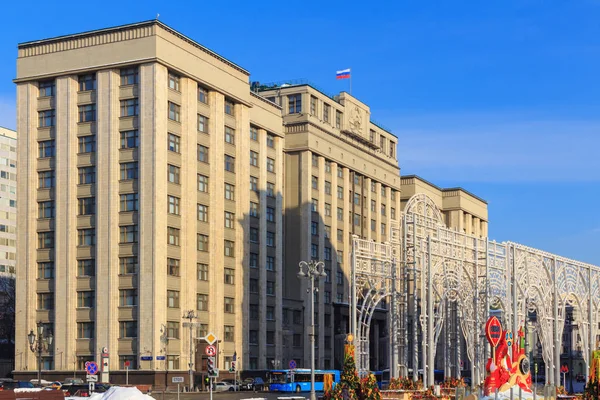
[
  {"xmin": 168, "ymin": 102, "xmax": 180, "ymax": 122},
  {"xmin": 311, "ymin": 244, "xmax": 318, "ymax": 259},
  {"xmin": 38, "ymin": 170, "xmax": 53, "ymax": 188},
  {"xmin": 225, "ymin": 99, "xmax": 235, "ymax": 116},
  {"xmin": 197, "ymin": 145, "xmax": 209, "ymax": 163},
  {"xmin": 77, "ymin": 322, "xmax": 94, "ymax": 339},
  {"xmin": 119, "ymin": 289, "xmax": 137, "ymax": 307},
  {"xmin": 225, "ymin": 183, "xmax": 235, "ymax": 200},
  {"xmin": 312, "ymin": 154, "xmax": 318, "ymax": 167},
  {"xmin": 168, "ymin": 195, "xmax": 180, "ymax": 215},
  {"xmin": 288, "ymin": 94, "xmax": 302, "ymax": 114},
  {"xmin": 324, "ymin": 247, "xmax": 332, "ymax": 261},
  {"xmin": 167, "ymin": 290, "xmax": 180, "ymax": 308},
  {"xmin": 335, "ymin": 110, "xmax": 342, "ymax": 129},
  {"xmin": 37, "ymin": 293, "xmax": 54, "ymax": 310},
  {"xmin": 224, "ymin": 325, "xmax": 234, "ymax": 342},
  {"xmin": 197, "ymin": 234, "xmax": 209, "ymax": 252},
  {"xmin": 337, "ymin": 229, "xmax": 343, "ymax": 242},
  {"xmin": 224, "ymin": 211, "xmax": 235, "ymax": 228},
  {"xmin": 267, "ymin": 231, "xmax": 275, "ymax": 247},
  {"xmin": 197, "ymin": 204, "xmax": 208, "ymax": 222},
  {"xmin": 167, "ymin": 164, "xmax": 180, "ymax": 184},
  {"xmin": 370, "ymin": 130, "xmax": 375, "ymax": 142},
  {"xmin": 120, "ymin": 193, "xmax": 138, "ymax": 212},
  {"xmin": 371, "ymin": 200, "xmax": 376, "ymax": 212},
  {"xmin": 78, "ymin": 74, "xmax": 96, "ymax": 91},
  {"xmin": 250, "ymin": 176, "xmax": 258, "ymax": 192},
  {"xmin": 381, "ymin": 223, "xmax": 387, "ymax": 235},
  {"xmin": 337, "ymin": 207, "xmax": 343, "ymax": 221},
  {"xmin": 119, "ymin": 321, "xmax": 137, "ymax": 338},
  {"xmin": 120, "ymin": 225, "xmax": 138, "ymax": 243},
  {"xmin": 354, "ymin": 193, "xmax": 360, "ymax": 206},
  {"xmin": 197, "ymin": 293, "xmax": 208, "ymax": 311},
  {"xmin": 250, "ymin": 279, "xmax": 258, "ymax": 293},
  {"xmin": 354, "ymin": 213, "xmax": 361, "ymax": 226},
  {"xmin": 266, "ymin": 157, "xmax": 275, "ymax": 172},
  {"xmin": 250, "ymin": 151, "xmax": 258, "ymax": 167},
  {"xmin": 390, "ymin": 141, "xmax": 395, "ymax": 157},
  {"xmin": 224, "ymin": 240, "xmax": 235, "ymax": 257},
  {"xmin": 380, "ymin": 135, "xmax": 385, "ymax": 149},
  {"xmin": 197, "ymin": 114, "xmax": 208, "ymax": 133},
  {"xmin": 325, "ymin": 203, "xmax": 331, "ymax": 216},
  {"xmin": 39, "ymin": 80, "xmax": 55, "ymax": 97},
  {"xmin": 120, "ymin": 67, "xmax": 138, "ymax": 85},
  {"xmin": 197, "ymin": 263, "xmax": 208, "ymax": 281},
  {"xmin": 266, "ymin": 306, "xmax": 275, "ymax": 321},
  {"xmin": 78, "ymin": 166, "xmax": 96, "ymax": 184},
  {"xmin": 250, "ymin": 227, "xmax": 259, "ymax": 243},
  {"xmin": 250, "ymin": 304, "xmax": 259, "ymax": 319},
  {"xmin": 337, "ymin": 250, "xmax": 344, "ymax": 264},
  {"xmin": 225, "ymin": 126, "xmax": 235, "ymax": 145},
  {"xmin": 381, "ymin": 204, "xmax": 386, "ymax": 216},
  {"xmin": 266, "ymin": 281, "xmax": 275, "ymax": 296},
  {"xmin": 168, "ymin": 133, "xmax": 180, "ymax": 153},
  {"xmin": 381, "ymin": 186, "xmax": 387, "ymax": 197},
  {"xmin": 266, "ymin": 256, "xmax": 275, "ymax": 271},
  {"xmin": 310, "ymin": 96, "xmax": 317, "ymax": 116},
  {"xmin": 323, "ymin": 103, "xmax": 330, "ymax": 122},
  {"xmin": 371, "ymin": 219, "xmax": 376, "ymax": 231},
  {"xmin": 325, "ymin": 181, "xmax": 331, "ymax": 195},
  {"xmin": 78, "ymin": 135, "xmax": 96, "ymax": 153},
  {"xmin": 78, "ymin": 104, "xmax": 97, "ymax": 123},
  {"xmin": 167, "ymin": 322, "xmax": 179, "ymax": 339},
  {"xmin": 311, "ymin": 221, "xmax": 318, "ymax": 236},
  {"xmin": 168, "ymin": 72, "xmax": 180, "ymax": 91},
  {"xmin": 324, "ymin": 291, "xmax": 331, "ymax": 304},
  {"xmin": 267, "ymin": 134, "xmax": 275, "ymax": 148},
  {"xmin": 312, "ymin": 198, "xmax": 318, "ymax": 212},
  {"xmin": 38, "ymin": 201, "xmax": 55, "ymax": 219},
  {"xmin": 78, "ymin": 228, "xmax": 96, "ymax": 246},
  {"xmin": 75, "ymin": 259, "xmax": 94, "ymax": 277},
  {"xmin": 167, "ymin": 258, "xmax": 179, "ymax": 276},
  {"xmin": 38, "ymin": 109, "xmax": 55, "ymax": 127},
  {"xmin": 198, "ymin": 174, "xmax": 209, "ymax": 193},
  {"xmin": 250, "ymin": 202, "xmax": 259, "ymax": 217},
  {"xmin": 38, "ymin": 262, "xmax": 54, "ymax": 279},
  {"xmin": 312, "ymin": 175, "xmax": 318, "ymax": 189},
  {"xmin": 266, "ymin": 207, "xmax": 275, "ymax": 222},
  {"xmin": 120, "ymin": 257, "xmax": 137, "ymax": 275},
  {"xmin": 225, "ymin": 155, "xmax": 235, "ymax": 172},
  {"xmin": 77, "ymin": 290, "xmax": 95, "ymax": 308},
  {"xmin": 267, "ymin": 182, "xmax": 275, "ymax": 197},
  {"xmin": 120, "ymin": 130, "xmax": 139, "ymax": 149},
  {"xmin": 167, "ymin": 227, "xmax": 180, "ymax": 246},
  {"xmin": 120, "ymin": 162, "xmax": 138, "ymax": 180},
  {"xmin": 224, "ymin": 297, "xmax": 234, "ymax": 313},
  {"xmin": 391, "ymin": 207, "xmax": 396, "ymax": 220},
  {"xmin": 249, "ymin": 330, "xmax": 258, "ymax": 344},
  {"xmin": 337, "ymin": 270, "xmax": 343, "ymax": 285},
  {"xmin": 197, "ymin": 324, "xmax": 208, "ymax": 338},
  {"xmin": 250, "ymin": 253, "xmax": 258, "ymax": 268},
  {"xmin": 38, "ymin": 140, "xmax": 55, "ymax": 158},
  {"xmin": 120, "ymin": 98, "xmax": 139, "ymax": 117},
  {"xmin": 337, "ymin": 186, "xmax": 343, "ymax": 199},
  {"xmin": 167, "ymin": 355, "xmax": 180, "ymax": 369},
  {"xmin": 198, "ymin": 86, "xmax": 208, "ymax": 103}
]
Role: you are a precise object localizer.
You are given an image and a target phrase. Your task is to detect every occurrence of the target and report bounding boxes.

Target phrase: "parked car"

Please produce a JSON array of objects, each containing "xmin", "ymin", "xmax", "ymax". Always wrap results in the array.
[
  {"xmin": 242, "ymin": 377, "xmax": 265, "ymax": 391},
  {"xmin": 2, "ymin": 380, "xmax": 35, "ymax": 390},
  {"xmin": 221, "ymin": 379, "xmax": 240, "ymax": 391},
  {"xmin": 213, "ymin": 382, "xmax": 235, "ymax": 392}
]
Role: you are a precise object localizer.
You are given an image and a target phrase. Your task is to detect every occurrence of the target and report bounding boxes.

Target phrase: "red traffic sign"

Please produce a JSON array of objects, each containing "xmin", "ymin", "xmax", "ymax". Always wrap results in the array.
[
  {"xmin": 561, "ymin": 365, "xmax": 569, "ymax": 374},
  {"xmin": 485, "ymin": 316, "xmax": 502, "ymax": 348},
  {"xmin": 124, "ymin": 361, "xmax": 131, "ymax": 368},
  {"xmin": 85, "ymin": 361, "xmax": 98, "ymax": 375},
  {"xmin": 205, "ymin": 345, "xmax": 217, "ymax": 356}
]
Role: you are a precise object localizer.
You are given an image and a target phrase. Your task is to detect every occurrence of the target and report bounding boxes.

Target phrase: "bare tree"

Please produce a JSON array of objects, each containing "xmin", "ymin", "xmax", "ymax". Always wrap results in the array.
[{"xmin": 0, "ymin": 276, "xmax": 15, "ymax": 346}]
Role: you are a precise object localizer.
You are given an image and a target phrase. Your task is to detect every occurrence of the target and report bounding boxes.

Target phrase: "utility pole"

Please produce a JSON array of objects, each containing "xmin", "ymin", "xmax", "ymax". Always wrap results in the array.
[{"xmin": 183, "ymin": 310, "xmax": 198, "ymax": 392}]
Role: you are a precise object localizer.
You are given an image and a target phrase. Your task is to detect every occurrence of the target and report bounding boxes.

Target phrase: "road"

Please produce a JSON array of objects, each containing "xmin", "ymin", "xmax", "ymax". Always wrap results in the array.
[{"xmin": 151, "ymin": 391, "xmax": 313, "ymax": 400}]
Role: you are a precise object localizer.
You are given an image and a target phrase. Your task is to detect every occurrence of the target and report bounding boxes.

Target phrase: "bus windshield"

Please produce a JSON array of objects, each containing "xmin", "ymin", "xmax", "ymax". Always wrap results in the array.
[{"xmin": 270, "ymin": 372, "xmax": 289, "ymax": 384}]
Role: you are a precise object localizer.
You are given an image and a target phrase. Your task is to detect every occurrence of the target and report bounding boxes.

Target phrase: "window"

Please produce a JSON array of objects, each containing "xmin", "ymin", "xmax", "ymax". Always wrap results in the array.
[
  {"xmin": 311, "ymin": 244, "xmax": 318, "ymax": 258},
  {"xmin": 324, "ymin": 291, "xmax": 331, "ymax": 304},
  {"xmin": 225, "ymin": 183, "xmax": 235, "ymax": 200},
  {"xmin": 225, "ymin": 99, "xmax": 234, "ymax": 116},
  {"xmin": 267, "ymin": 182, "xmax": 275, "ymax": 197},
  {"xmin": 120, "ymin": 130, "xmax": 139, "ymax": 149},
  {"xmin": 267, "ymin": 231, "xmax": 275, "ymax": 247},
  {"xmin": 267, "ymin": 134, "xmax": 275, "ymax": 148},
  {"xmin": 78, "ymin": 228, "xmax": 95, "ymax": 246},
  {"xmin": 120, "ymin": 67, "xmax": 138, "ymax": 85},
  {"xmin": 250, "ymin": 253, "xmax": 258, "ymax": 268},
  {"xmin": 266, "ymin": 256, "xmax": 275, "ymax": 271},
  {"xmin": 198, "ymin": 174, "xmax": 208, "ymax": 193},
  {"xmin": 250, "ymin": 279, "xmax": 258, "ymax": 293},
  {"xmin": 381, "ymin": 223, "xmax": 387, "ymax": 235},
  {"xmin": 78, "ymin": 166, "xmax": 95, "ymax": 184},
  {"xmin": 337, "ymin": 270, "xmax": 343, "ymax": 285},
  {"xmin": 167, "ymin": 321, "xmax": 179, "ymax": 339},
  {"xmin": 77, "ymin": 104, "xmax": 97, "ymax": 123},
  {"xmin": 266, "ymin": 157, "xmax": 275, "ymax": 172},
  {"xmin": 197, "ymin": 234, "xmax": 209, "ymax": 251},
  {"xmin": 224, "ymin": 325, "xmax": 234, "ymax": 342},
  {"xmin": 312, "ymin": 176, "xmax": 318, "ymax": 189},
  {"xmin": 197, "ymin": 294, "xmax": 208, "ymax": 311},
  {"xmin": 325, "ymin": 181, "xmax": 331, "ymax": 194},
  {"xmin": 38, "ymin": 231, "xmax": 54, "ymax": 249},
  {"xmin": 38, "ymin": 262, "xmax": 54, "ymax": 279},
  {"xmin": 337, "ymin": 250, "xmax": 343, "ymax": 264},
  {"xmin": 38, "ymin": 140, "xmax": 55, "ymax": 158},
  {"xmin": 381, "ymin": 186, "xmax": 387, "ymax": 197},
  {"xmin": 168, "ymin": 195, "xmax": 180, "ymax": 215},
  {"xmin": 391, "ymin": 207, "xmax": 396, "ymax": 220},
  {"xmin": 337, "ymin": 186, "xmax": 343, "ymax": 199},
  {"xmin": 325, "ymin": 203, "xmax": 331, "ymax": 216},
  {"xmin": 354, "ymin": 175, "xmax": 361, "ymax": 185},
  {"xmin": 250, "ymin": 227, "xmax": 259, "ymax": 243},
  {"xmin": 324, "ymin": 247, "xmax": 331, "ymax": 261},
  {"xmin": 38, "ymin": 110, "xmax": 55, "ymax": 127},
  {"xmin": 323, "ymin": 103, "xmax": 330, "ymax": 122},
  {"xmin": 119, "ymin": 289, "xmax": 137, "ymax": 307},
  {"xmin": 197, "ymin": 264, "xmax": 208, "ymax": 281},
  {"xmin": 250, "ymin": 151, "xmax": 258, "ymax": 167},
  {"xmin": 311, "ymin": 221, "xmax": 318, "ymax": 236},
  {"xmin": 312, "ymin": 153, "xmax": 319, "ymax": 167},
  {"xmin": 288, "ymin": 94, "xmax": 302, "ymax": 114},
  {"xmin": 167, "ymin": 258, "xmax": 179, "ymax": 276},
  {"xmin": 293, "ymin": 310, "xmax": 302, "ymax": 324},
  {"xmin": 381, "ymin": 204, "xmax": 386, "ymax": 216},
  {"xmin": 120, "ymin": 162, "xmax": 138, "ymax": 180},
  {"xmin": 38, "ymin": 201, "xmax": 55, "ymax": 219},
  {"xmin": 312, "ymin": 198, "xmax": 318, "ymax": 212},
  {"xmin": 120, "ymin": 193, "xmax": 138, "ymax": 212},
  {"xmin": 167, "ymin": 355, "xmax": 180, "ymax": 369},
  {"xmin": 354, "ymin": 193, "xmax": 360, "ymax": 205},
  {"xmin": 266, "ymin": 207, "xmax": 275, "ymax": 222},
  {"xmin": 250, "ymin": 304, "xmax": 259, "ymax": 319},
  {"xmin": 337, "ymin": 207, "xmax": 343, "ymax": 221},
  {"xmin": 310, "ymin": 96, "xmax": 317, "ymax": 115},
  {"xmin": 198, "ymin": 86, "xmax": 208, "ymax": 103},
  {"xmin": 225, "ymin": 126, "xmax": 235, "ymax": 144},
  {"xmin": 389, "ymin": 141, "xmax": 395, "ymax": 157},
  {"xmin": 197, "ymin": 145, "xmax": 209, "ymax": 163},
  {"xmin": 224, "ymin": 240, "xmax": 235, "ymax": 257},
  {"xmin": 224, "ymin": 211, "xmax": 235, "ymax": 228},
  {"xmin": 78, "ymin": 135, "xmax": 96, "ymax": 153},
  {"xmin": 39, "ymin": 80, "xmax": 55, "ymax": 97},
  {"xmin": 197, "ymin": 324, "xmax": 208, "ymax": 338},
  {"xmin": 335, "ymin": 110, "xmax": 343, "ymax": 129},
  {"xmin": 77, "ymin": 291, "xmax": 94, "ymax": 308},
  {"xmin": 119, "ymin": 321, "xmax": 137, "ymax": 338},
  {"xmin": 120, "ymin": 257, "xmax": 137, "ymax": 275},
  {"xmin": 168, "ymin": 133, "xmax": 180, "ymax": 153},
  {"xmin": 337, "ymin": 167, "xmax": 344, "ymax": 178},
  {"xmin": 168, "ymin": 72, "xmax": 180, "ymax": 91},
  {"xmin": 266, "ymin": 281, "xmax": 275, "ymax": 296},
  {"xmin": 76, "ymin": 259, "xmax": 95, "ymax": 277},
  {"xmin": 78, "ymin": 74, "xmax": 96, "ymax": 91},
  {"xmin": 266, "ymin": 306, "xmax": 275, "ymax": 320},
  {"xmin": 197, "ymin": 204, "xmax": 208, "ymax": 222},
  {"xmin": 380, "ymin": 135, "xmax": 385, "ymax": 149},
  {"xmin": 369, "ymin": 130, "xmax": 375, "ymax": 142},
  {"xmin": 225, "ymin": 155, "xmax": 235, "ymax": 172},
  {"xmin": 337, "ymin": 229, "xmax": 343, "ymax": 242},
  {"xmin": 167, "ymin": 227, "xmax": 180, "ymax": 246},
  {"xmin": 249, "ymin": 330, "xmax": 258, "ymax": 344},
  {"xmin": 167, "ymin": 290, "xmax": 180, "ymax": 308},
  {"xmin": 168, "ymin": 102, "xmax": 180, "ymax": 122},
  {"xmin": 371, "ymin": 219, "xmax": 376, "ymax": 231},
  {"xmin": 120, "ymin": 225, "xmax": 138, "ymax": 243},
  {"xmin": 120, "ymin": 98, "xmax": 139, "ymax": 117},
  {"xmin": 371, "ymin": 200, "xmax": 376, "ymax": 212},
  {"xmin": 354, "ymin": 213, "xmax": 361, "ymax": 226},
  {"xmin": 250, "ymin": 202, "xmax": 259, "ymax": 217},
  {"xmin": 166, "ymin": 164, "xmax": 180, "ymax": 184},
  {"xmin": 197, "ymin": 114, "xmax": 208, "ymax": 133},
  {"xmin": 249, "ymin": 126, "xmax": 258, "ymax": 141},
  {"xmin": 250, "ymin": 176, "xmax": 258, "ymax": 192},
  {"xmin": 224, "ymin": 297, "xmax": 235, "ymax": 313},
  {"xmin": 391, "ymin": 190, "xmax": 396, "ymax": 201},
  {"xmin": 77, "ymin": 322, "xmax": 94, "ymax": 339},
  {"xmin": 37, "ymin": 293, "xmax": 54, "ymax": 310}
]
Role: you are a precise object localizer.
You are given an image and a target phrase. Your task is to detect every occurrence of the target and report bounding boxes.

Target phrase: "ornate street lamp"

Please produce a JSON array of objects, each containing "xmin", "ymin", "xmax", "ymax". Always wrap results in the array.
[
  {"xmin": 28, "ymin": 321, "xmax": 53, "ymax": 385},
  {"xmin": 298, "ymin": 260, "xmax": 327, "ymax": 400}
]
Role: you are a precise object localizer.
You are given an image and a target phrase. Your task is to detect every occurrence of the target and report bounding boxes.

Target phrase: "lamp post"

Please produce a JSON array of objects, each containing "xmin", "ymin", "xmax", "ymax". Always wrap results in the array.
[
  {"xmin": 28, "ymin": 321, "xmax": 53, "ymax": 385},
  {"xmin": 298, "ymin": 260, "xmax": 327, "ymax": 400},
  {"xmin": 160, "ymin": 323, "xmax": 170, "ymax": 399},
  {"xmin": 182, "ymin": 310, "xmax": 198, "ymax": 392}
]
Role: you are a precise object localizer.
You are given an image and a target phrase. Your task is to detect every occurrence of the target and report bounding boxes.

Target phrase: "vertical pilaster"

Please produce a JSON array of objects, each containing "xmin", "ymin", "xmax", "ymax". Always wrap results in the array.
[
  {"xmin": 301, "ymin": 151, "xmax": 312, "ymax": 367},
  {"xmin": 317, "ymin": 156, "xmax": 325, "ymax": 369},
  {"xmin": 274, "ymin": 133, "xmax": 284, "ymax": 367}
]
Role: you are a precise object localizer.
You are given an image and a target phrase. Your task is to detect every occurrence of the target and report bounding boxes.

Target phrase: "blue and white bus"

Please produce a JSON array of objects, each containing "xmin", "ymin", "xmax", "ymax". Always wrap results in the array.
[{"xmin": 269, "ymin": 369, "xmax": 341, "ymax": 393}]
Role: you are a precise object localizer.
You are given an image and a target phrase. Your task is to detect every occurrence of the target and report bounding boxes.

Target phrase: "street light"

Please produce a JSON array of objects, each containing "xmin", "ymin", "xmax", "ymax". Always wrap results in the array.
[
  {"xmin": 298, "ymin": 260, "xmax": 327, "ymax": 400},
  {"xmin": 28, "ymin": 321, "xmax": 53, "ymax": 385},
  {"xmin": 182, "ymin": 310, "xmax": 198, "ymax": 392}
]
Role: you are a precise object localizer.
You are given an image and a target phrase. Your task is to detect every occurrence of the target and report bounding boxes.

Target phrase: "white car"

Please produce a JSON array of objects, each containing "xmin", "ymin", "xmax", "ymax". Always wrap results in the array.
[{"xmin": 213, "ymin": 382, "xmax": 235, "ymax": 392}]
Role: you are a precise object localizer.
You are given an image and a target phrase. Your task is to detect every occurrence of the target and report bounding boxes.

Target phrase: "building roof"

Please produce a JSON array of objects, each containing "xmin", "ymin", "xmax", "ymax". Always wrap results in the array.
[
  {"xmin": 401, "ymin": 174, "xmax": 488, "ymax": 204},
  {"xmin": 18, "ymin": 20, "xmax": 250, "ymax": 76}
]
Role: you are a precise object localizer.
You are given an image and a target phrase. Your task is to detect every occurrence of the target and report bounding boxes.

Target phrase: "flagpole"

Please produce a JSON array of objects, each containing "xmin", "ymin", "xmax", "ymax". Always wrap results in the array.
[{"xmin": 350, "ymin": 70, "xmax": 352, "ymax": 95}]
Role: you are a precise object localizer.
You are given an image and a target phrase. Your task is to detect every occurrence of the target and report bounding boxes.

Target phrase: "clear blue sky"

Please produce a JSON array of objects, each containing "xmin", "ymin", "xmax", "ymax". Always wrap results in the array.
[{"xmin": 0, "ymin": 1, "xmax": 598, "ymax": 264}]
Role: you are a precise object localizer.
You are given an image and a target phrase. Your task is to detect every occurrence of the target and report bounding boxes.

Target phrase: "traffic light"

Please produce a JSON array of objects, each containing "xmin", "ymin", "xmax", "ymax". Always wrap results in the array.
[
  {"xmin": 207, "ymin": 357, "xmax": 216, "ymax": 377},
  {"xmin": 229, "ymin": 361, "xmax": 236, "ymax": 373}
]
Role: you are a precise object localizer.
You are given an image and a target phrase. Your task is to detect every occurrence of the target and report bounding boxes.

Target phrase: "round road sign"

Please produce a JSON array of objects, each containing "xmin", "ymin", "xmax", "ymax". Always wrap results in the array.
[
  {"xmin": 289, "ymin": 360, "xmax": 297, "ymax": 369},
  {"xmin": 86, "ymin": 361, "xmax": 98, "ymax": 375},
  {"xmin": 124, "ymin": 360, "xmax": 131, "ymax": 368},
  {"xmin": 205, "ymin": 345, "xmax": 216, "ymax": 356}
]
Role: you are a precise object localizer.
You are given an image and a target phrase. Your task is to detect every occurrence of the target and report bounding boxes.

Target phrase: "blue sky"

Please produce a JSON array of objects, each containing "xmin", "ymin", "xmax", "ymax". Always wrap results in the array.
[{"xmin": 0, "ymin": 1, "xmax": 598, "ymax": 264}]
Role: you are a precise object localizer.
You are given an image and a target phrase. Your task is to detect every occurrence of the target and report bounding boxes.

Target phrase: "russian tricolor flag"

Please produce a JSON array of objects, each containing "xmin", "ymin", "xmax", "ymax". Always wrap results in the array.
[{"xmin": 336, "ymin": 68, "xmax": 351, "ymax": 80}]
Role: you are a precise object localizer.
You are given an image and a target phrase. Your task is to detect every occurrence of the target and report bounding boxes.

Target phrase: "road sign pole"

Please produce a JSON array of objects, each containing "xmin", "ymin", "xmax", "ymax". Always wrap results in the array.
[
  {"xmin": 209, "ymin": 377, "xmax": 213, "ymax": 400},
  {"xmin": 126, "ymin": 365, "xmax": 129, "ymax": 386},
  {"xmin": 177, "ymin": 383, "xmax": 180, "ymax": 400}
]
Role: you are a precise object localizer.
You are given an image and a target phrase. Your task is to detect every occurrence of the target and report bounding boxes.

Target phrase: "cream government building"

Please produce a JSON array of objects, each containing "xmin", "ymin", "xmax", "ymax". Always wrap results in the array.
[{"xmin": 14, "ymin": 20, "xmax": 488, "ymax": 386}]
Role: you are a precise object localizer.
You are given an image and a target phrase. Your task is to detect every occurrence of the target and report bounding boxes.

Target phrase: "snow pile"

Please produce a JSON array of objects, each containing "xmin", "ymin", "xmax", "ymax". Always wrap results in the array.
[
  {"xmin": 13, "ymin": 388, "xmax": 43, "ymax": 393},
  {"xmin": 67, "ymin": 386, "xmax": 154, "ymax": 400}
]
